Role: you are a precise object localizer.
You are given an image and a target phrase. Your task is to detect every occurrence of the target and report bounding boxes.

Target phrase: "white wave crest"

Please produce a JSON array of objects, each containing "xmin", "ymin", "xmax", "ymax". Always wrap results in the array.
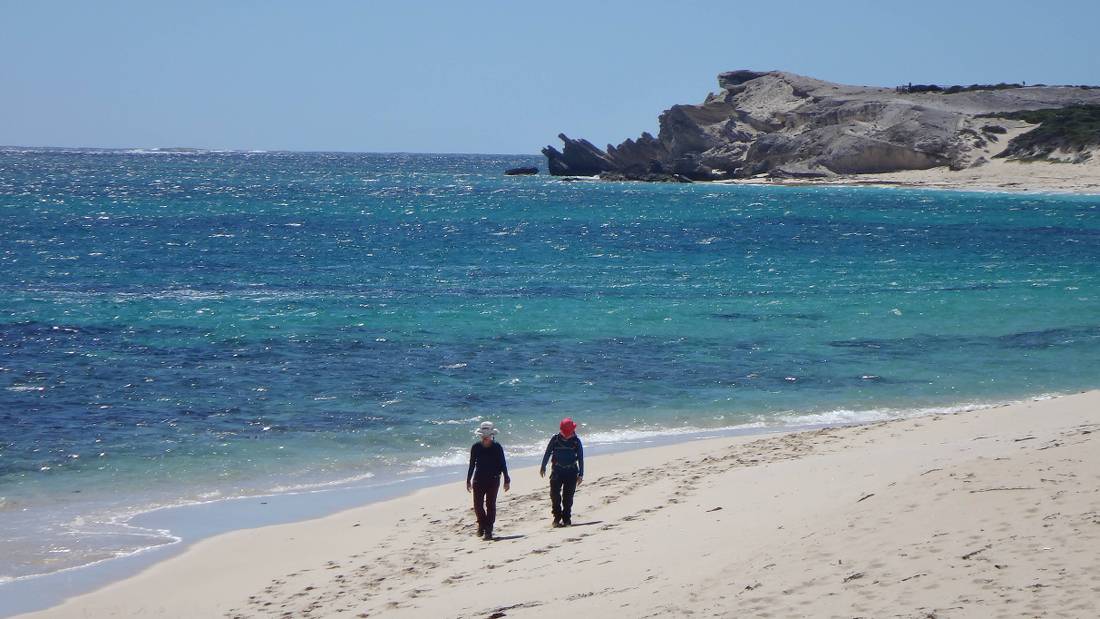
[{"xmin": 266, "ymin": 471, "xmax": 376, "ymax": 493}]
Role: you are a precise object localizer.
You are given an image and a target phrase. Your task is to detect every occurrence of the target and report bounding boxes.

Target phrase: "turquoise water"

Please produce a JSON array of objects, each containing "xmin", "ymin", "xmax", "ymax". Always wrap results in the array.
[{"xmin": 1, "ymin": 147, "xmax": 1099, "ymax": 580}]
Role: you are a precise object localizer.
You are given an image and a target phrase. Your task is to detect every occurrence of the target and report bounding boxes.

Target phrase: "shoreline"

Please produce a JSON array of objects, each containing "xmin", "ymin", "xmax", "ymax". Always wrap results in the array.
[
  {"xmin": 10, "ymin": 389, "xmax": 1100, "ymax": 618},
  {"xmin": 566, "ymin": 170, "xmax": 1100, "ymax": 196},
  {"xmin": 1, "ymin": 391, "xmax": 1035, "ymax": 595},
  {"xmin": 0, "ymin": 394, "xmax": 1005, "ymax": 615},
  {"xmin": 730, "ymin": 154, "xmax": 1100, "ymax": 195},
  {"xmin": 713, "ymin": 169, "xmax": 1100, "ymax": 196},
  {"xmin": 561, "ymin": 149, "xmax": 1100, "ymax": 195}
]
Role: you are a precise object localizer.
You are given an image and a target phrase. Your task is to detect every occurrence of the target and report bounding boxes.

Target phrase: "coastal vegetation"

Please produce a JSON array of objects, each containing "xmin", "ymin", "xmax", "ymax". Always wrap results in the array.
[
  {"xmin": 983, "ymin": 105, "xmax": 1100, "ymax": 160},
  {"xmin": 897, "ymin": 82, "xmax": 1023, "ymax": 94},
  {"xmin": 897, "ymin": 82, "xmax": 1100, "ymax": 94}
]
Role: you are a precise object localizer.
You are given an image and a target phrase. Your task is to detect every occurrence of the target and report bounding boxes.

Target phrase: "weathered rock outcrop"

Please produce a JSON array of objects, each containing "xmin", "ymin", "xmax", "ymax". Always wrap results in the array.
[
  {"xmin": 541, "ymin": 134, "xmax": 616, "ymax": 176},
  {"xmin": 544, "ymin": 71, "xmax": 1100, "ymax": 180}
]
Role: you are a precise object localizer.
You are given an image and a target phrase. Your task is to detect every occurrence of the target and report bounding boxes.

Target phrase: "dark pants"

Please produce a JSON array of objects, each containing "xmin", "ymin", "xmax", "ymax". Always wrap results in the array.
[
  {"xmin": 472, "ymin": 477, "xmax": 500, "ymax": 532},
  {"xmin": 549, "ymin": 469, "xmax": 578, "ymax": 520}
]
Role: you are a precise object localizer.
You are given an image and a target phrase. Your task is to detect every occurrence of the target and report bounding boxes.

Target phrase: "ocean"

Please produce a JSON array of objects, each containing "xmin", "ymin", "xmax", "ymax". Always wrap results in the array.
[{"xmin": 1, "ymin": 147, "xmax": 1099, "ymax": 582}]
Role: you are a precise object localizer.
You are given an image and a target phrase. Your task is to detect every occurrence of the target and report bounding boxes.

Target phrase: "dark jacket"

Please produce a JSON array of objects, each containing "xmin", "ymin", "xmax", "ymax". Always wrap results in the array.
[
  {"xmin": 467, "ymin": 441, "xmax": 510, "ymax": 484},
  {"xmin": 540, "ymin": 433, "xmax": 584, "ymax": 477}
]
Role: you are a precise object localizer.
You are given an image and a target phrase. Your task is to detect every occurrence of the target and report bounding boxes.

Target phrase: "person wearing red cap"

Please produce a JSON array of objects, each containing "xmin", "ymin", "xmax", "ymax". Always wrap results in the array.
[{"xmin": 539, "ymin": 418, "xmax": 584, "ymax": 527}]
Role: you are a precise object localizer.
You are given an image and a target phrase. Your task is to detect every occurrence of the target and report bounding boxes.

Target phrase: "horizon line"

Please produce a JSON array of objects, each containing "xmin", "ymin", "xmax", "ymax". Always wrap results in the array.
[{"xmin": 0, "ymin": 144, "xmax": 543, "ymax": 158}]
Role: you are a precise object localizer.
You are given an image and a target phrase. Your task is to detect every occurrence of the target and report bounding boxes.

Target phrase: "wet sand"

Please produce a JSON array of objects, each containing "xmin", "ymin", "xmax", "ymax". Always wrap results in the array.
[{"xmin": 16, "ymin": 391, "xmax": 1100, "ymax": 618}]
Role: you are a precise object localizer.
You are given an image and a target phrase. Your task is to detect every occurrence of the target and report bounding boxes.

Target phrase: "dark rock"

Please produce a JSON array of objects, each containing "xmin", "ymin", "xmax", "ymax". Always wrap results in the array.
[
  {"xmin": 541, "ymin": 134, "xmax": 616, "ymax": 176},
  {"xmin": 599, "ymin": 171, "xmax": 692, "ymax": 183},
  {"xmin": 768, "ymin": 167, "xmax": 831, "ymax": 179},
  {"xmin": 606, "ymin": 132, "xmax": 668, "ymax": 173},
  {"xmin": 670, "ymin": 154, "xmax": 719, "ymax": 180},
  {"xmin": 718, "ymin": 70, "xmax": 771, "ymax": 91},
  {"xmin": 504, "ymin": 166, "xmax": 538, "ymax": 175}
]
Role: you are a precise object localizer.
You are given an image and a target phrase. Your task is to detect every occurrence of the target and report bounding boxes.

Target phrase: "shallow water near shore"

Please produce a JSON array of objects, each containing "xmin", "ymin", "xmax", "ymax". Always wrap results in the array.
[
  {"xmin": 2, "ymin": 148, "xmax": 1099, "ymax": 586},
  {"xmin": 0, "ymin": 418, "xmax": 859, "ymax": 616}
]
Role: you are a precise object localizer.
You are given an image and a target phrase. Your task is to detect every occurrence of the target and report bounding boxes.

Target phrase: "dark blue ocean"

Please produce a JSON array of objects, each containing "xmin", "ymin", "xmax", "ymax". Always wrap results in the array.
[{"xmin": 1, "ymin": 147, "xmax": 1099, "ymax": 580}]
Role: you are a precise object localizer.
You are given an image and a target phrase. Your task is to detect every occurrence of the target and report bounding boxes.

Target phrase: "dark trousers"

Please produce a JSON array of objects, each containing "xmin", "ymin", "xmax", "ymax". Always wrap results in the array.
[
  {"xmin": 472, "ymin": 477, "xmax": 500, "ymax": 532},
  {"xmin": 549, "ymin": 470, "xmax": 578, "ymax": 519}
]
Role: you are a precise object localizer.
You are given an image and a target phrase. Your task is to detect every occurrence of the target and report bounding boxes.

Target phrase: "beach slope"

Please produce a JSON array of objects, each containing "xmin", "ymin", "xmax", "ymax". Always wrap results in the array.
[{"xmin": 19, "ymin": 391, "xmax": 1100, "ymax": 618}]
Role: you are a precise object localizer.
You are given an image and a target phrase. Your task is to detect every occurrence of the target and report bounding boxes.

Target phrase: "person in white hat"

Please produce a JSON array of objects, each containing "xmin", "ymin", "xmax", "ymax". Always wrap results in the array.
[{"xmin": 466, "ymin": 421, "xmax": 511, "ymax": 540}]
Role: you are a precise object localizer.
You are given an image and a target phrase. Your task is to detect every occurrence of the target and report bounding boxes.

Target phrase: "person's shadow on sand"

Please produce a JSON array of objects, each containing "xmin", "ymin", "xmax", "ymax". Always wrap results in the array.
[{"xmin": 491, "ymin": 534, "xmax": 526, "ymax": 541}]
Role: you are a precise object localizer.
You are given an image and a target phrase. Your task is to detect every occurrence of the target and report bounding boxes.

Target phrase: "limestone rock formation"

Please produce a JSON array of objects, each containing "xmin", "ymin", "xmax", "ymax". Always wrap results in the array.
[
  {"xmin": 544, "ymin": 71, "xmax": 1100, "ymax": 180},
  {"xmin": 541, "ymin": 134, "xmax": 616, "ymax": 176}
]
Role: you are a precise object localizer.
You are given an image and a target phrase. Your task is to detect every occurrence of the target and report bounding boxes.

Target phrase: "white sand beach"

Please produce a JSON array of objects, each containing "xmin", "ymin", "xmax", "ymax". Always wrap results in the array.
[
  {"xmin": 723, "ymin": 125, "xmax": 1100, "ymax": 195},
  {"xmin": 17, "ymin": 390, "xmax": 1100, "ymax": 618},
  {"xmin": 729, "ymin": 156, "xmax": 1100, "ymax": 195}
]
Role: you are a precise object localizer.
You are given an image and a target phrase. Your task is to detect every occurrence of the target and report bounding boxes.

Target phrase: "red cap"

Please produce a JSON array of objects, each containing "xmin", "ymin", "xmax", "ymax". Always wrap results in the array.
[{"xmin": 560, "ymin": 418, "xmax": 577, "ymax": 437}]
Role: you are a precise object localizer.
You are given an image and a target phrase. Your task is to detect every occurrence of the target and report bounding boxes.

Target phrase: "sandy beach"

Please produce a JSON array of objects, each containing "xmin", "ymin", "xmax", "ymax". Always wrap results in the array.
[
  {"xmin": 16, "ymin": 390, "xmax": 1099, "ymax": 618},
  {"xmin": 725, "ymin": 156, "xmax": 1100, "ymax": 195},
  {"xmin": 720, "ymin": 126, "xmax": 1100, "ymax": 195}
]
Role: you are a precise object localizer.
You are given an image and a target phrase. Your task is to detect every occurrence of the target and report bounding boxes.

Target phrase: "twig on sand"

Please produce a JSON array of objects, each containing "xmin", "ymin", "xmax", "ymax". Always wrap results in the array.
[
  {"xmin": 920, "ymin": 468, "xmax": 943, "ymax": 476},
  {"xmin": 488, "ymin": 602, "xmax": 542, "ymax": 616},
  {"xmin": 969, "ymin": 487, "xmax": 1035, "ymax": 493},
  {"xmin": 1013, "ymin": 436, "xmax": 1037, "ymax": 442},
  {"xmin": 857, "ymin": 493, "xmax": 875, "ymax": 503},
  {"xmin": 843, "ymin": 572, "xmax": 865, "ymax": 583},
  {"xmin": 962, "ymin": 545, "xmax": 992, "ymax": 560},
  {"xmin": 706, "ymin": 506, "xmax": 723, "ymax": 512},
  {"xmin": 899, "ymin": 572, "xmax": 927, "ymax": 582}
]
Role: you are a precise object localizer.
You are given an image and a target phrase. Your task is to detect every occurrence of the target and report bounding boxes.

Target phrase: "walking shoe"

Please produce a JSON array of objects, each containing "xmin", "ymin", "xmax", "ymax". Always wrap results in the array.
[
  {"xmin": 563, "ymin": 517, "xmax": 572, "ymax": 526},
  {"xmin": 476, "ymin": 527, "xmax": 484, "ymax": 537},
  {"xmin": 552, "ymin": 517, "xmax": 563, "ymax": 528},
  {"xmin": 483, "ymin": 530, "xmax": 493, "ymax": 541}
]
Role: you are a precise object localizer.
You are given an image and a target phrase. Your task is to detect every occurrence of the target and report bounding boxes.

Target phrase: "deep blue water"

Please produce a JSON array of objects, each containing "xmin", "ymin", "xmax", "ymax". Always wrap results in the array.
[{"xmin": 1, "ymin": 147, "xmax": 1098, "ymax": 579}]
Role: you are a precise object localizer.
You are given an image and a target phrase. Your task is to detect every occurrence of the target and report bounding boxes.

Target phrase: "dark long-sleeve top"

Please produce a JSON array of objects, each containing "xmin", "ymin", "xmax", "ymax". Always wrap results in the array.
[
  {"xmin": 540, "ymin": 433, "xmax": 584, "ymax": 477},
  {"xmin": 467, "ymin": 441, "xmax": 510, "ymax": 484}
]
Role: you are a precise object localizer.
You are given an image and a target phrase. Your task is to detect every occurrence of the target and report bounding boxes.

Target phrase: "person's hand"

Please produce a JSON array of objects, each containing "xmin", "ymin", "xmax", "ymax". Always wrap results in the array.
[
  {"xmin": 466, "ymin": 480, "xmax": 472, "ymax": 493},
  {"xmin": 503, "ymin": 481, "xmax": 510, "ymax": 492},
  {"xmin": 539, "ymin": 468, "xmax": 546, "ymax": 478},
  {"xmin": 576, "ymin": 476, "xmax": 583, "ymax": 487}
]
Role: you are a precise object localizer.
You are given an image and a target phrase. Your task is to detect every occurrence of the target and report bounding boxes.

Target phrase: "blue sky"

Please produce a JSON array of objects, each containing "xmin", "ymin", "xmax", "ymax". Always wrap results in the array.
[{"xmin": 2, "ymin": 0, "xmax": 1097, "ymax": 153}]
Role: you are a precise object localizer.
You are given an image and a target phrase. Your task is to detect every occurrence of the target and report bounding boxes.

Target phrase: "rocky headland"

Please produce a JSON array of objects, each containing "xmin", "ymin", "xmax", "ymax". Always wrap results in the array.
[{"xmin": 543, "ymin": 70, "xmax": 1100, "ymax": 188}]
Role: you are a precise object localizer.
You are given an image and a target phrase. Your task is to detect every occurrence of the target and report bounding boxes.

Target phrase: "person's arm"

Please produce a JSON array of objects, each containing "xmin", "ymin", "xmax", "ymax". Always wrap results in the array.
[
  {"xmin": 498, "ymin": 443, "xmax": 511, "ymax": 491},
  {"xmin": 539, "ymin": 437, "xmax": 554, "ymax": 477},
  {"xmin": 467, "ymin": 444, "xmax": 476, "ymax": 490},
  {"xmin": 498, "ymin": 443, "xmax": 511, "ymax": 484},
  {"xmin": 576, "ymin": 438, "xmax": 584, "ymax": 480}
]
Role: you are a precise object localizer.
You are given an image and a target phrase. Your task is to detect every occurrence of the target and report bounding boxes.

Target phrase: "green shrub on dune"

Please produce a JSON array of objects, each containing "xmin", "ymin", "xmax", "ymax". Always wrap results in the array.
[{"xmin": 981, "ymin": 105, "xmax": 1100, "ymax": 160}]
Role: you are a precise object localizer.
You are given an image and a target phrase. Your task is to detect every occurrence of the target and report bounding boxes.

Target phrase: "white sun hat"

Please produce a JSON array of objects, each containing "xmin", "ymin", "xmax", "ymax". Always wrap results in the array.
[{"xmin": 474, "ymin": 421, "xmax": 498, "ymax": 438}]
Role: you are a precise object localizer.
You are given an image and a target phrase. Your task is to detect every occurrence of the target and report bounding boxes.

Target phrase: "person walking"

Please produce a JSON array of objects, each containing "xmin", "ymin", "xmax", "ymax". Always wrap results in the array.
[
  {"xmin": 467, "ymin": 421, "xmax": 510, "ymax": 540},
  {"xmin": 539, "ymin": 418, "xmax": 584, "ymax": 527}
]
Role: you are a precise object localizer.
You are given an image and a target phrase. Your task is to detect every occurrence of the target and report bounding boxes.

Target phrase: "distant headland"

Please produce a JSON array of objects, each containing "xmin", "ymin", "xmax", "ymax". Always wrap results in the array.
[{"xmin": 543, "ymin": 70, "xmax": 1100, "ymax": 192}]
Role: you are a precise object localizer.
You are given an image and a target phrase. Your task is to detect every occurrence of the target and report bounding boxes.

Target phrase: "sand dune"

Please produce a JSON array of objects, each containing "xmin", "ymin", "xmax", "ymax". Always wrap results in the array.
[{"xmin": 18, "ymin": 391, "xmax": 1100, "ymax": 618}]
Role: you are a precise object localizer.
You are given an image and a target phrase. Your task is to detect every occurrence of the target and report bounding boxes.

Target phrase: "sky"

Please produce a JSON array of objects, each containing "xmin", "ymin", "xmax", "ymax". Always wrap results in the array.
[{"xmin": 2, "ymin": 0, "xmax": 1098, "ymax": 154}]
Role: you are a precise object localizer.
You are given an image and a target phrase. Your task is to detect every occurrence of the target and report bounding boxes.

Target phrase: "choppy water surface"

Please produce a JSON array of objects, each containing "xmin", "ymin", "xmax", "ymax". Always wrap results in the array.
[{"xmin": 1, "ymin": 148, "xmax": 1098, "ymax": 580}]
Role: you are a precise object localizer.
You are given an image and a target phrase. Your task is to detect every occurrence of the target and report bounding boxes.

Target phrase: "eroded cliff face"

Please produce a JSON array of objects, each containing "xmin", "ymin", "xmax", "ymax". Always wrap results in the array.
[{"xmin": 543, "ymin": 71, "xmax": 1100, "ymax": 180}]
